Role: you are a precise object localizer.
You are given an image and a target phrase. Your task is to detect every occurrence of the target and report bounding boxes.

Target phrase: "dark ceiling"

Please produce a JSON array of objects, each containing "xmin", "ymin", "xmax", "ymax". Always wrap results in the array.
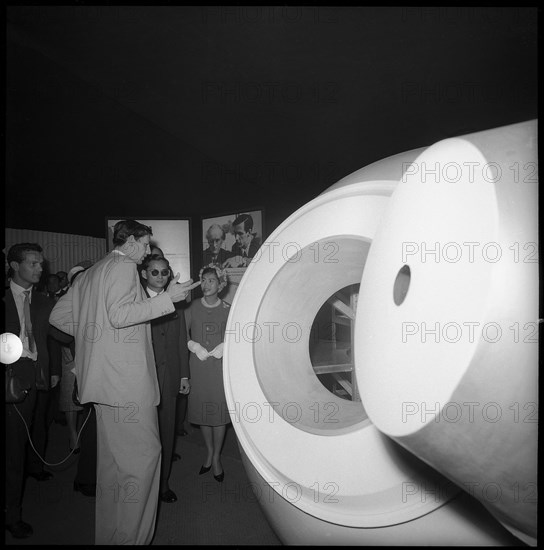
[{"xmin": 6, "ymin": 6, "xmax": 538, "ymax": 240}]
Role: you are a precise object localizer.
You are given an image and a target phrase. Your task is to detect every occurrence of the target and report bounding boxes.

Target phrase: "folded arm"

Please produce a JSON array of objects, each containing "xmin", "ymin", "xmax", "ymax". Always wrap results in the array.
[{"xmin": 105, "ymin": 260, "xmax": 175, "ymax": 328}]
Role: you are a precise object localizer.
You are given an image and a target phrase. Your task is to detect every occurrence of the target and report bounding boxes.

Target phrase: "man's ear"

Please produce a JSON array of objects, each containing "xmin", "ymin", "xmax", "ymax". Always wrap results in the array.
[
  {"xmin": 126, "ymin": 235, "xmax": 136, "ymax": 243},
  {"xmin": 141, "ymin": 269, "xmax": 148, "ymax": 281},
  {"xmin": 9, "ymin": 260, "xmax": 19, "ymax": 274}
]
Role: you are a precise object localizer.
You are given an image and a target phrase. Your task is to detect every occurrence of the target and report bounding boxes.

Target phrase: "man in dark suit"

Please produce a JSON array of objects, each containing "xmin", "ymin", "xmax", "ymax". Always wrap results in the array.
[
  {"xmin": 25, "ymin": 333, "xmax": 63, "ymax": 482},
  {"xmin": 202, "ymin": 224, "xmax": 234, "ymax": 268},
  {"xmin": 4, "ymin": 243, "xmax": 65, "ymax": 539},
  {"xmin": 140, "ymin": 254, "xmax": 191, "ymax": 503},
  {"xmin": 223, "ymin": 213, "xmax": 261, "ymax": 268},
  {"xmin": 55, "ymin": 270, "xmax": 69, "ymax": 299}
]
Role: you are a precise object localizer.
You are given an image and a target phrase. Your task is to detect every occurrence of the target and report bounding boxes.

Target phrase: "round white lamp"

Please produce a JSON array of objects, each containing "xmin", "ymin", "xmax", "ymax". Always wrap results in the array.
[{"xmin": 1, "ymin": 333, "xmax": 23, "ymax": 365}]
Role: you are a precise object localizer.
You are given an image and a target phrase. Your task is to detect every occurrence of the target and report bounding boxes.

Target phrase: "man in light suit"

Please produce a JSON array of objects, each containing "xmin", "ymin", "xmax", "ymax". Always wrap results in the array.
[
  {"xmin": 141, "ymin": 254, "xmax": 190, "ymax": 504},
  {"xmin": 49, "ymin": 220, "xmax": 194, "ymax": 545}
]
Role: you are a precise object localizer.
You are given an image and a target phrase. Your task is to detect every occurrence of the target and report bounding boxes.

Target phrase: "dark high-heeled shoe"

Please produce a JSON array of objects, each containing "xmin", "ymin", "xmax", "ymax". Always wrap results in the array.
[
  {"xmin": 199, "ymin": 465, "xmax": 211, "ymax": 475},
  {"xmin": 214, "ymin": 471, "xmax": 224, "ymax": 482}
]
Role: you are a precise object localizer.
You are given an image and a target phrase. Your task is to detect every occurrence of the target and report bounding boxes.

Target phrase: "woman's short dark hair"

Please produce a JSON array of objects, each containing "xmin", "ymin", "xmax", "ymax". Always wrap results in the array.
[
  {"xmin": 112, "ymin": 220, "xmax": 153, "ymax": 246},
  {"xmin": 201, "ymin": 266, "xmax": 219, "ymax": 279}
]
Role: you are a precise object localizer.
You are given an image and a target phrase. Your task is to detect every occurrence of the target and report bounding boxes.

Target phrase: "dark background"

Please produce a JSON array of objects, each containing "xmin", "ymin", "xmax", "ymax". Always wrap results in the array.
[{"xmin": 6, "ymin": 6, "xmax": 538, "ymax": 263}]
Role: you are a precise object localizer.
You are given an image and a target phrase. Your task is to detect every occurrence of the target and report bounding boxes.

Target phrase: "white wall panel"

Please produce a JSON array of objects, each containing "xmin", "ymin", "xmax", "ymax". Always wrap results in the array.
[{"xmin": 4, "ymin": 228, "xmax": 105, "ymax": 274}]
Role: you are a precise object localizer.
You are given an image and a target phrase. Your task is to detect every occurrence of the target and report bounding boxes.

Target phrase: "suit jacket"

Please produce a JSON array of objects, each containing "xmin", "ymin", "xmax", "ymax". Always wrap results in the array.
[
  {"xmin": 145, "ymin": 287, "xmax": 190, "ymax": 399},
  {"xmin": 202, "ymin": 247, "xmax": 234, "ymax": 268},
  {"xmin": 5, "ymin": 288, "xmax": 57, "ymax": 390},
  {"xmin": 231, "ymin": 236, "xmax": 261, "ymax": 259},
  {"xmin": 49, "ymin": 251, "xmax": 175, "ymax": 407}
]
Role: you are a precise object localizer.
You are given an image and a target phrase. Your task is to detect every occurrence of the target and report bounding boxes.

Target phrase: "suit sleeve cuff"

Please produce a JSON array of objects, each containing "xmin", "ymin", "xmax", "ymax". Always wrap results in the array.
[{"xmin": 153, "ymin": 291, "xmax": 176, "ymax": 317}]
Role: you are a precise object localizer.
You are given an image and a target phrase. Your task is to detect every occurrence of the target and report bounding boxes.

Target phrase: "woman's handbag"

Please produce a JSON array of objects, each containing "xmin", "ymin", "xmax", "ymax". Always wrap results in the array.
[{"xmin": 5, "ymin": 365, "xmax": 29, "ymax": 403}]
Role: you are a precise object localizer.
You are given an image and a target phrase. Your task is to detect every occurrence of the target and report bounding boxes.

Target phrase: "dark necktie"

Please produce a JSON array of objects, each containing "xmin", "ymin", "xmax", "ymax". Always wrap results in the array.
[{"xmin": 23, "ymin": 290, "xmax": 36, "ymax": 353}]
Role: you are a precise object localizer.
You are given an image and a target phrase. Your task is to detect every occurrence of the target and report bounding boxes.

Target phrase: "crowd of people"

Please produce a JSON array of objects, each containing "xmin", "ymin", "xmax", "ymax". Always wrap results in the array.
[{"xmin": 5, "ymin": 219, "xmax": 233, "ymax": 544}]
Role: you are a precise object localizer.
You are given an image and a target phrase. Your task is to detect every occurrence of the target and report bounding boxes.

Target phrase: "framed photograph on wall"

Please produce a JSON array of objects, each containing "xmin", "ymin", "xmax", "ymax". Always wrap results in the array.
[
  {"xmin": 201, "ymin": 209, "xmax": 264, "ymax": 268},
  {"xmin": 201, "ymin": 209, "xmax": 264, "ymax": 303},
  {"xmin": 105, "ymin": 217, "xmax": 192, "ymax": 282}
]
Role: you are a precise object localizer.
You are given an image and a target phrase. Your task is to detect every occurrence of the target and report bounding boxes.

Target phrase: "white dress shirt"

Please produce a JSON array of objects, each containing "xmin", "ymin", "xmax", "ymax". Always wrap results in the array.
[{"xmin": 10, "ymin": 280, "xmax": 38, "ymax": 360}]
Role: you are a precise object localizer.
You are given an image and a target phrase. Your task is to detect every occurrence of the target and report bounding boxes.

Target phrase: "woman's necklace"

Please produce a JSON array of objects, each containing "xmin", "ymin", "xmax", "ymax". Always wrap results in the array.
[{"xmin": 201, "ymin": 297, "xmax": 221, "ymax": 308}]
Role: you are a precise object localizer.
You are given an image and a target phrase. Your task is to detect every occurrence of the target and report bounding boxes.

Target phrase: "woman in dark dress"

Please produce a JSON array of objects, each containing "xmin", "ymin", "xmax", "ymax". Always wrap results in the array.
[{"xmin": 185, "ymin": 266, "xmax": 230, "ymax": 481}]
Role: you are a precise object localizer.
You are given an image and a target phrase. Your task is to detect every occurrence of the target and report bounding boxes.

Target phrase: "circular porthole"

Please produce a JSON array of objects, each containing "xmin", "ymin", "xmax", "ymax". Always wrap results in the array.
[
  {"xmin": 310, "ymin": 283, "xmax": 362, "ymax": 403},
  {"xmin": 253, "ymin": 237, "xmax": 369, "ymax": 434}
]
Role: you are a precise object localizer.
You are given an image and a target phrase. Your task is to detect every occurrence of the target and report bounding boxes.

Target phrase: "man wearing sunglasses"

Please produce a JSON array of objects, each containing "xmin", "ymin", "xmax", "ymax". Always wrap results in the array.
[{"xmin": 141, "ymin": 254, "xmax": 191, "ymax": 505}]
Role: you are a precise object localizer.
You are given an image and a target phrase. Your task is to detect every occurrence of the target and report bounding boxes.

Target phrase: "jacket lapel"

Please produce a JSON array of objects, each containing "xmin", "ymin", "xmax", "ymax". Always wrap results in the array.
[
  {"xmin": 5, "ymin": 288, "xmax": 21, "ymax": 335},
  {"xmin": 144, "ymin": 285, "xmax": 173, "ymax": 331}
]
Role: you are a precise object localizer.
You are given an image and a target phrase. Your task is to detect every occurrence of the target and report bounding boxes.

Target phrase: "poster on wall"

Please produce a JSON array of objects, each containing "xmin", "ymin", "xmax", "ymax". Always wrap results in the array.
[
  {"xmin": 105, "ymin": 217, "xmax": 192, "ymax": 282},
  {"xmin": 201, "ymin": 209, "xmax": 264, "ymax": 269},
  {"xmin": 201, "ymin": 209, "xmax": 264, "ymax": 303}
]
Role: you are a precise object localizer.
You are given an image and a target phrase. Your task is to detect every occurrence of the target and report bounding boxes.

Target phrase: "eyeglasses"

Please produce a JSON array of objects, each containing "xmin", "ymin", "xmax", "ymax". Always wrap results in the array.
[{"xmin": 149, "ymin": 269, "xmax": 170, "ymax": 276}]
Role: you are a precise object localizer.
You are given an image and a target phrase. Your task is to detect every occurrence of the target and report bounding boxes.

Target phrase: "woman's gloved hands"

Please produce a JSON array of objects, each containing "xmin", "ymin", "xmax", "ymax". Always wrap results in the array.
[
  {"xmin": 188, "ymin": 340, "xmax": 225, "ymax": 361},
  {"xmin": 188, "ymin": 340, "xmax": 210, "ymax": 361},
  {"xmin": 208, "ymin": 343, "xmax": 224, "ymax": 359}
]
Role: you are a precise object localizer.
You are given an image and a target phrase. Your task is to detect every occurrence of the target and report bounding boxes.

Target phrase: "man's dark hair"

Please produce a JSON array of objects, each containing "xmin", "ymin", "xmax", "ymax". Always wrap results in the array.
[
  {"xmin": 233, "ymin": 213, "xmax": 254, "ymax": 233},
  {"xmin": 141, "ymin": 254, "xmax": 170, "ymax": 271},
  {"xmin": 6, "ymin": 243, "xmax": 43, "ymax": 278},
  {"xmin": 112, "ymin": 220, "xmax": 153, "ymax": 246},
  {"xmin": 149, "ymin": 244, "xmax": 164, "ymax": 258},
  {"xmin": 7, "ymin": 242, "xmax": 43, "ymax": 265}
]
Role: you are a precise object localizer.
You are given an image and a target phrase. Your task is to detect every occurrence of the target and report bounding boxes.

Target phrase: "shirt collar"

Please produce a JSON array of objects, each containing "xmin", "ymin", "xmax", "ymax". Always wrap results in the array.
[
  {"xmin": 146, "ymin": 287, "xmax": 164, "ymax": 298},
  {"xmin": 242, "ymin": 235, "xmax": 253, "ymax": 251},
  {"xmin": 10, "ymin": 280, "xmax": 32, "ymax": 299}
]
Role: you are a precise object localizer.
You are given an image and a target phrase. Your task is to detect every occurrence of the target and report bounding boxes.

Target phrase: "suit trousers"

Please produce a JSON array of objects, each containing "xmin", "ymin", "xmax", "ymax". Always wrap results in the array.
[
  {"xmin": 74, "ymin": 404, "xmax": 97, "ymax": 486},
  {"xmin": 94, "ymin": 403, "xmax": 161, "ymax": 545},
  {"xmin": 5, "ymin": 360, "xmax": 38, "ymax": 524},
  {"xmin": 176, "ymin": 393, "xmax": 188, "ymax": 433},
  {"xmin": 26, "ymin": 389, "xmax": 52, "ymax": 475},
  {"xmin": 157, "ymin": 387, "xmax": 177, "ymax": 490}
]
